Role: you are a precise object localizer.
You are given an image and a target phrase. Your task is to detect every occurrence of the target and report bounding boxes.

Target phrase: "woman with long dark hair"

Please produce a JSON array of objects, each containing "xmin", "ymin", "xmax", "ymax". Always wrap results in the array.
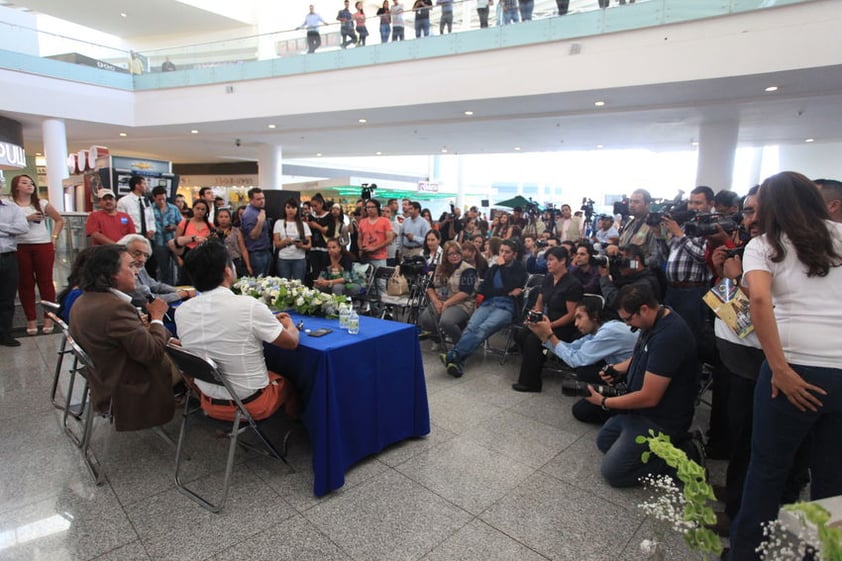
[
  {"xmin": 212, "ymin": 208, "xmax": 251, "ymax": 277},
  {"xmin": 418, "ymin": 240, "xmax": 477, "ymax": 348},
  {"xmin": 729, "ymin": 171, "xmax": 842, "ymax": 560},
  {"xmin": 307, "ymin": 193, "xmax": 331, "ymax": 282},
  {"xmin": 326, "ymin": 203, "xmax": 349, "ymax": 247},
  {"xmin": 422, "ymin": 229, "xmax": 443, "ymax": 270},
  {"xmin": 274, "ymin": 198, "xmax": 311, "ymax": 282},
  {"xmin": 173, "ymin": 199, "xmax": 213, "ymax": 283},
  {"xmin": 9, "ymin": 174, "xmax": 64, "ymax": 334}
]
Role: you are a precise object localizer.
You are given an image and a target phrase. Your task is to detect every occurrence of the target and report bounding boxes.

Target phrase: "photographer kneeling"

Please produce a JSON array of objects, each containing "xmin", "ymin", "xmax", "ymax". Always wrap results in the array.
[
  {"xmin": 526, "ymin": 298, "xmax": 638, "ymax": 423},
  {"xmin": 584, "ymin": 284, "xmax": 700, "ymax": 488}
]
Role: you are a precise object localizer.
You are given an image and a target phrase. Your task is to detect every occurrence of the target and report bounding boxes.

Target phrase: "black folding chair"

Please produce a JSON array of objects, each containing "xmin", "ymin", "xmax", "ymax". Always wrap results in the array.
[
  {"xmin": 492, "ymin": 273, "xmax": 545, "ymax": 365},
  {"xmin": 42, "ymin": 302, "xmax": 77, "ymax": 412},
  {"xmin": 165, "ymin": 342, "xmax": 293, "ymax": 513}
]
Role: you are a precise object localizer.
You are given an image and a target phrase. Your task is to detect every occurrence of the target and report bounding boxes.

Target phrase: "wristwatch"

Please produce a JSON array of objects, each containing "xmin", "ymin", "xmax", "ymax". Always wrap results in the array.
[{"xmin": 600, "ymin": 396, "xmax": 609, "ymax": 411}]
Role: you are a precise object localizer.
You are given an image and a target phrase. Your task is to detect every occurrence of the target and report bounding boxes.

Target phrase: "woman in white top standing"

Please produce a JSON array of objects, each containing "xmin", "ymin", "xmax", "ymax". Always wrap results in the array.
[
  {"xmin": 274, "ymin": 198, "xmax": 311, "ymax": 282},
  {"xmin": 729, "ymin": 171, "xmax": 842, "ymax": 561},
  {"xmin": 9, "ymin": 175, "xmax": 64, "ymax": 335}
]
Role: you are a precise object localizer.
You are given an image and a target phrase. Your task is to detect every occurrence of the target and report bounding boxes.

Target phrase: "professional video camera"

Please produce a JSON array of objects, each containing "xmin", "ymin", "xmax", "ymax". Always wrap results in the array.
[
  {"xmin": 591, "ymin": 254, "xmax": 633, "ymax": 269},
  {"xmin": 682, "ymin": 212, "xmax": 743, "ymax": 237},
  {"xmin": 523, "ymin": 198, "xmax": 542, "ymax": 220},
  {"xmin": 645, "ymin": 190, "xmax": 687, "ymax": 226},
  {"xmin": 561, "ymin": 366, "xmax": 628, "ymax": 397},
  {"xmin": 581, "ymin": 197, "xmax": 596, "ymax": 222},
  {"xmin": 613, "ymin": 197, "xmax": 629, "ymax": 219},
  {"xmin": 361, "ymin": 183, "xmax": 378, "ymax": 200}
]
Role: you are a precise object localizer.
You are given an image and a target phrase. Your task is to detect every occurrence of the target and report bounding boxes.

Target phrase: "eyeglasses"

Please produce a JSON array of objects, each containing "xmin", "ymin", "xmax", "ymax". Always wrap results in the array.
[
  {"xmin": 618, "ymin": 310, "xmax": 639, "ymax": 324},
  {"xmin": 129, "ymin": 249, "xmax": 150, "ymax": 259}
]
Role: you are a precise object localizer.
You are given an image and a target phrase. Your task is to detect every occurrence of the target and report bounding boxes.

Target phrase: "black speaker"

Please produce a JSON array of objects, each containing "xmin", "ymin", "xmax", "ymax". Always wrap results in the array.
[{"xmin": 481, "ymin": 199, "xmax": 489, "ymax": 207}]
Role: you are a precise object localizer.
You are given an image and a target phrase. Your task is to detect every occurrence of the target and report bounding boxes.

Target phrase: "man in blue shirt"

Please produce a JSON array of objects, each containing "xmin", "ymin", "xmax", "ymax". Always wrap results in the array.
[
  {"xmin": 299, "ymin": 5, "xmax": 328, "ymax": 53},
  {"xmin": 399, "ymin": 201, "xmax": 430, "ymax": 258},
  {"xmin": 526, "ymin": 298, "xmax": 637, "ymax": 421},
  {"xmin": 151, "ymin": 186, "xmax": 182, "ymax": 284},
  {"xmin": 240, "ymin": 188, "xmax": 272, "ymax": 276}
]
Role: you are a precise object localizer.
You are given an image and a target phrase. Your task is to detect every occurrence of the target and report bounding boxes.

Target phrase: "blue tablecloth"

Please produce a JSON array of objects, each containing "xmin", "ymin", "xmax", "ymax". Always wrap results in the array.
[{"xmin": 263, "ymin": 313, "xmax": 430, "ymax": 496}]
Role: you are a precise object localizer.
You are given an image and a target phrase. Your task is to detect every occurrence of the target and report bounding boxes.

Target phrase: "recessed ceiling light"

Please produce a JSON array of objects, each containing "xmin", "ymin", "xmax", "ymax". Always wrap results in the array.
[
  {"xmin": 316, "ymin": 153, "xmax": 323, "ymax": 157},
  {"xmin": 190, "ymin": 130, "xmax": 199, "ymax": 134},
  {"xmin": 596, "ymin": 144, "xmax": 604, "ymax": 149},
  {"xmin": 267, "ymin": 124, "xmax": 276, "ymax": 129},
  {"xmin": 441, "ymin": 148, "xmax": 448, "ymax": 153},
  {"xmin": 358, "ymin": 119, "xmax": 367, "ymax": 124},
  {"xmin": 514, "ymin": 147, "xmax": 521, "ymax": 151},
  {"xmin": 35, "ymin": 152, "xmax": 42, "ymax": 156},
  {"xmin": 691, "ymin": 141, "xmax": 699, "ymax": 147},
  {"xmin": 376, "ymin": 151, "xmax": 382, "ymax": 155},
  {"xmin": 120, "ymin": 12, "xmax": 127, "ymax": 18},
  {"xmin": 765, "ymin": 86, "xmax": 779, "ymax": 92},
  {"xmin": 594, "ymin": 101, "xmax": 606, "ymax": 107},
  {"xmin": 805, "ymin": 138, "xmax": 815, "ymax": 143},
  {"xmin": 119, "ymin": 132, "xmax": 127, "ymax": 137},
  {"xmin": 464, "ymin": 111, "xmax": 474, "ymax": 116}
]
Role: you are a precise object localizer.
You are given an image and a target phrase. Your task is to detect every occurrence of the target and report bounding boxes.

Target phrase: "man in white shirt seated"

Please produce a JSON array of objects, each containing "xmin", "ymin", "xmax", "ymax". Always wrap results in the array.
[{"xmin": 175, "ymin": 240, "xmax": 301, "ymax": 421}]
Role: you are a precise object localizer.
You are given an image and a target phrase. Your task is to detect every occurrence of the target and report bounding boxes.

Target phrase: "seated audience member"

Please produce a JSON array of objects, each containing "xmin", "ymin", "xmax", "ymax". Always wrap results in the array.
[
  {"xmin": 513, "ymin": 246, "xmax": 582, "ymax": 393},
  {"xmin": 441, "ymin": 239, "xmax": 527, "ymax": 377},
  {"xmin": 69, "ymin": 245, "xmax": 176, "ymax": 431},
  {"xmin": 483, "ymin": 236, "xmax": 502, "ymax": 266},
  {"xmin": 423, "ymin": 229, "xmax": 443, "ymax": 270},
  {"xmin": 598, "ymin": 244, "xmax": 663, "ymax": 310},
  {"xmin": 592, "ymin": 214, "xmax": 619, "ymax": 246},
  {"xmin": 418, "ymin": 240, "xmax": 477, "ymax": 348},
  {"xmin": 571, "ymin": 243, "xmax": 601, "ymax": 294},
  {"xmin": 57, "ymin": 247, "xmax": 96, "ymax": 323},
  {"xmin": 527, "ymin": 297, "xmax": 638, "ymax": 422},
  {"xmin": 460, "ymin": 240, "xmax": 487, "ymax": 278},
  {"xmin": 583, "ymin": 284, "xmax": 699, "ymax": 488},
  {"xmin": 175, "ymin": 240, "xmax": 301, "ymax": 421},
  {"xmin": 314, "ymin": 238, "xmax": 364, "ymax": 296},
  {"xmin": 118, "ymin": 234, "xmax": 195, "ymax": 309},
  {"xmin": 520, "ymin": 234, "xmax": 538, "ymax": 266}
]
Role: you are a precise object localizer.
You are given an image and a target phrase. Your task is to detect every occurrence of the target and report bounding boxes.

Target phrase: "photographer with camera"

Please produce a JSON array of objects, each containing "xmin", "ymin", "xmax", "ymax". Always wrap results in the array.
[
  {"xmin": 522, "ymin": 297, "xmax": 637, "ymax": 400},
  {"xmin": 618, "ymin": 189, "xmax": 669, "ymax": 268},
  {"xmin": 662, "ymin": 186, "xmax": 715, "ymax": 342},
  {"xmin": 598, "ymin": 244, "xmax": 662, "ymax": 311},
  {"xmin": 583, "ymin": 284, "xmax": 700, "ymax": 488},
  {"xmin": 512, "ymin": 246, "xmax": 583, "ymax": 392}
]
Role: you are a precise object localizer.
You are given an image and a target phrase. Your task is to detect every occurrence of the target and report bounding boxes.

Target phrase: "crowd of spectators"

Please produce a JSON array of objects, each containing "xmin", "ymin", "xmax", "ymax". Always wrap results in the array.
[{"xmin": 54, "ymin": 172, "xmax": 842, "ymax": 560}]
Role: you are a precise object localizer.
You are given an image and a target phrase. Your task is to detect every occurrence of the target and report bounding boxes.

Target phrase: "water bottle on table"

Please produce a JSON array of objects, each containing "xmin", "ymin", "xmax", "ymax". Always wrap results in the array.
[
  {"xmin": 339, "ymin": 303, "xmax": 351, "ymax": 329},
  {"xmin": 348, "ymin": 309, "xmax": 360, "ymax": 335}
]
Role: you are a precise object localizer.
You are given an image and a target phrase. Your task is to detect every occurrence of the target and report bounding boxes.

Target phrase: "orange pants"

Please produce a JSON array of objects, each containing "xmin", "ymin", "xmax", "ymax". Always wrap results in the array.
[{"xmin": 195, "ymin": 371, "xmax": 300, "ymax": 422}]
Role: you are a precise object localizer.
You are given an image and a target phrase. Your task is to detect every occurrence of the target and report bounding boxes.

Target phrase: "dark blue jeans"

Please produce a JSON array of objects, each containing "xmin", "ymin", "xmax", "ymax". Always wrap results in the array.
[
  {"xmin": 380, "ymin": 22, "xmax": 390, "ymax": 42},
  {"xmin": 729, "ymin": 362, "xmax": 842, "ymax": 560},
  {"xmin": 596, "ymin": 414, "xmax": 672, "ymax": 488},
  {"xmin": 249, "ymin": 249, "xmax": 273, "ymax": 277},
  {"xmin": 415, "ymin": 19, "xmax": 430, "ymax": 37}
]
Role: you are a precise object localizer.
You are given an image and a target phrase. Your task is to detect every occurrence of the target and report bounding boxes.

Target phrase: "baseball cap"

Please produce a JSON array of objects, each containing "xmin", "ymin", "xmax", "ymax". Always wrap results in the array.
[{"xmin": 97, "ymin": 188, "xmax": 116, "ymax": 199}]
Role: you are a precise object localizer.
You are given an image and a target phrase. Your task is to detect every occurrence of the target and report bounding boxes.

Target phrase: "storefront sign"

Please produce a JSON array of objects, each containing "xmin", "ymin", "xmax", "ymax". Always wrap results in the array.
[
  {"xmin": 0, "ymin": 141, "xmax": 25, "ymax": 169},
  {"xmin": 417, "ymin": 181, "xmax": 439, "ymax": 193}
]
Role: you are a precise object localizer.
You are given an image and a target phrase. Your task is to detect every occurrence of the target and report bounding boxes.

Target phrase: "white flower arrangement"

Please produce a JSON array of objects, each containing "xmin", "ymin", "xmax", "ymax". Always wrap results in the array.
[{"xmin": 232, "ymin": 276, "xmax": 348, "ymax": 317}]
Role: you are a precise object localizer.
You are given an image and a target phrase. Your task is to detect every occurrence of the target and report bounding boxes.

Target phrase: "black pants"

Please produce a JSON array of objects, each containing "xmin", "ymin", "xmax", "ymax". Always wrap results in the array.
[
  {"xmin": 0, "ymin": 252, "xmax": 18, "ymax": 339},
  {"xmin": 515, "ymin": 325, "xmax": 578, "ymax": 390},
  {"xmin": 477, "ymin": 7, "xmax": 489, "ymax": 28},
  {"xmin": 556, "ymin": 0, "xmax": 569, "ymax": 15},
  {"xmin": 306, "ymin": 31, "xmax": 321, "ymax": 53}
]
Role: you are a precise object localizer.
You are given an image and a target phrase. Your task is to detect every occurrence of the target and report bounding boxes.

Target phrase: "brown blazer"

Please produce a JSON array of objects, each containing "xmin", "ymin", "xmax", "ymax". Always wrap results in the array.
[{"xmin": 69, "ymin": 291, "xmax": 175, "ymax": 431}]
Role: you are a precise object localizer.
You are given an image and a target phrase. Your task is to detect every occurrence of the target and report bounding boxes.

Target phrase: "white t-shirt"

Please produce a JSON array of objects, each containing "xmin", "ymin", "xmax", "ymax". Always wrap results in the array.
[
  {"xmin": 273, "ymin": 219, "xmax": 311, "ymax": 260},
  {"xmin": 174, "ymin": 287, "xmax": 284, "ymax": 399},
  {"xmin": 742, "ymin": 220, "xmax": 842, "ymax": 369},
  {"xmin": 13, "ymin": 199, "xmax": 51, "ymax": 244}
]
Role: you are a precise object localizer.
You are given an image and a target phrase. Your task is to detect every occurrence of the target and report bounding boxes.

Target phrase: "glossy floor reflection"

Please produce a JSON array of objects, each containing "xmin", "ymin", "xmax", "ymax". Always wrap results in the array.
[{"xmin": 0, "ymin": 332, "xmax": 721, "ymax": 561}]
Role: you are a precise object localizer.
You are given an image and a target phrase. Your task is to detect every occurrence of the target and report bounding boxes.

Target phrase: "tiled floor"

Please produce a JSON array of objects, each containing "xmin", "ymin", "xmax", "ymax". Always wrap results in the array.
[{"xmin": 0, "ymin": 332, "xmax": 723, "ymax": 561}]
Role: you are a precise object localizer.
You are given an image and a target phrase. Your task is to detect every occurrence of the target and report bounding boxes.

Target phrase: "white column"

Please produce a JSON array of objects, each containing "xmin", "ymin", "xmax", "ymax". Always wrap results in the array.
[
  {"xmin": 696, "ymin": 118, "xmax": 739, "ymax": 191},
  {"xmin": 42, "ymin": 119, "xmax": 68, "ymax": 210},
  {"xmin": 258, "ymin": 144, "xmax": 283, "ymax": 189},
  {"xmin": 455, "ymin": 154, "xmax": 465, "ymax": 209}
]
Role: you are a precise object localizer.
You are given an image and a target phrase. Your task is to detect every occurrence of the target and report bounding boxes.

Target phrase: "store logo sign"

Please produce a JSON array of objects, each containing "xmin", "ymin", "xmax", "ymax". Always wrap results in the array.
[{"xmin": 0, "ymin": 142, "xmax": 26, "ymax": 169}]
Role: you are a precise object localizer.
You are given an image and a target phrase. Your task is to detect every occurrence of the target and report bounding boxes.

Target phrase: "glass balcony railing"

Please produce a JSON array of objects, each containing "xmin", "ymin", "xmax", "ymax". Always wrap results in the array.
[{"xmin": 0, "ymin": 0, "xmax": 817, "ymax": 90}]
